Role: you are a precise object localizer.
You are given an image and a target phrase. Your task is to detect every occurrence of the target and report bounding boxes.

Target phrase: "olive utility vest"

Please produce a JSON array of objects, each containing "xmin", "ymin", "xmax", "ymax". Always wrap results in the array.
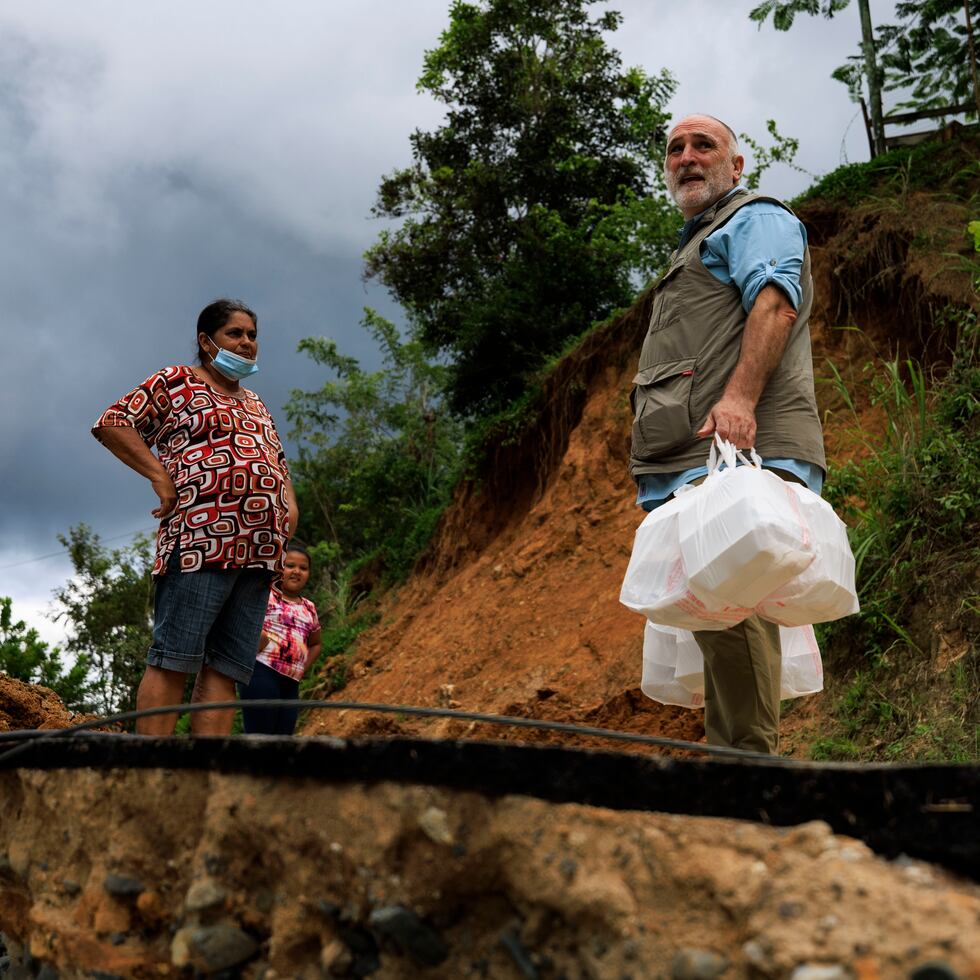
[{"xmin": 629, "ymin": 189, "xmax": 826, "ymax": 479}]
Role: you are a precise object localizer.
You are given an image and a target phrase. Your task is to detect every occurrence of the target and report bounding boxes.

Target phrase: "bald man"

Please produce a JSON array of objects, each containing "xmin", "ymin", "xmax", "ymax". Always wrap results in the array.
[{"xmin": 629, "ymin": 114, "xmax": 826, "ymax": 753}]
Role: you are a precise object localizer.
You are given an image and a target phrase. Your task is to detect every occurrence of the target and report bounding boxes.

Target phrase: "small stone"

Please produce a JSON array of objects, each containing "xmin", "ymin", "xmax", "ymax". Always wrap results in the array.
[
  {"xmin": 61, "ymin": 879, "xmax": 81, "ymax": 896},
  {"xmin": 202, "ymin": 853, "xmax": 225, "ymax": 875},
  {"xmin": 742, "ymin": 940, "xmax": 772, "ymax": 970},
  {"xmin": 103, "ymin": 874, "xmax": 144, "ymax": 898},
  {"xmin": 369, "ymin": 906, "xmax": 448, "ymax": 967},
  {"xmin": 499, "ymin": 929, "xmax": 538, "ymax": 980},
  {"xmin": 185, "ymin": 877, "xmax": 228, "ymax": 912},
  {"xmin": 778, "ymin": 901, "xmax": 805, "ymax": 920},
  {"xmin": 817, "ymin": 915, "xmax": 840, "ymax": 931},
  {"xmin": 171, "ymin": 925, "xmax": 259, "ymax": 972},
  {"xmin": 418, "ymin": 807, "xmax": 454, "ymax": 846},
  {"xmin": 671, "ymin": 947, "xmax": 729, "ymax": 979},
  {"xmin": 110, "ymin": 932, "xmax": 126, "ymax": 946},
  {"xmin": 558, "ymin": 857, "xmax": 578, "ymax": 882},
  {"xmin": 321, "ymin": 939, "xmax": 352, "ymax": 976},
  {"xmin": 135, "ymin": 890, "xmax": 166, "ymax": 926},
  {"xmin": 790, "ymin": 966, "xmax": 850, "ymax": 980},
  {"xmin": 37, "ymin": 966, "xmax": 60, "ymax": 980},
  {"xmin": 909, "ymin": 963, "xmax": 961, "ymax": 980}
]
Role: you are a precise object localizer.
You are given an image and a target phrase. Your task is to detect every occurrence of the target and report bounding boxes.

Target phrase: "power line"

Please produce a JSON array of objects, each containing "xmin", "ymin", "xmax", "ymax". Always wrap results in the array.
[{"xmin": 0, "ymin": 526, "xmax": 157, "ymax": 573}]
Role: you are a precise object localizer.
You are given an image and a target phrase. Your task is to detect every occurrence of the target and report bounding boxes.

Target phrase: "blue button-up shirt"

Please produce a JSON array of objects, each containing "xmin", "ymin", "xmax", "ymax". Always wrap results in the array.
[{"xmin": 636, "ymin": 190, "xmax": 823, "ymax": 511}]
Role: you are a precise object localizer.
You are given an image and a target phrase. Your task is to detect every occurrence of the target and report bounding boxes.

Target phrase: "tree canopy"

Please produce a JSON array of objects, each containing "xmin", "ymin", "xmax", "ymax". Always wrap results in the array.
[
  {"xmin": 365, "ymin": 0, "xmax": 678, "ymax": 416},
  {"xmin": 751, "ymin": 0, "xmax": 980, "ymax": 159},
  {"xmin": 287, "ymin": 309, "xmax": 463, "ymax": 586},
  {"xmin": 878, "ymin": 1, "xmax": 980, "ymax": 118},
  {"xmin": 52, "ymin": 525, "xmax": 155, "ymax": 715}
]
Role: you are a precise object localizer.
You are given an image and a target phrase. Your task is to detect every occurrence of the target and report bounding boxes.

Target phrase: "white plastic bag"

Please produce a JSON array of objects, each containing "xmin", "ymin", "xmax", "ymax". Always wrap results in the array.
[
  {"xmin": 640, "ymin": 623, "xmax": 705, "ymax": 708},
  {"xmin": 620, "ymin": 488, "xmax": 753, "ymax": 632},
  {"xmin": 756, "ymin": 483, "xmax": 860, "ymax": 626},
  {"xmin": 779, "ymin": 621, "xmax": 825, "ymax": 698},
  {"xmin": 641, "ymin": 620, "xmax": 823, "ymax": 709},
  {"xmin": 679, "ymin": 437, "xmax": 815, "ymax": 609}
]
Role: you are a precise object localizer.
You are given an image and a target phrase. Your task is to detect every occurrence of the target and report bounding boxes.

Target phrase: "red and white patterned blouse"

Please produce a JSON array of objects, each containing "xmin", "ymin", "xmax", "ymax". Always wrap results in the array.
[
  {"xmin": 93, "ymin": 365, "xmax": 290, "ymax": 577},
  {"xmin": 257, "ymin": 589, "xmax": 321, "ymax": 681}
]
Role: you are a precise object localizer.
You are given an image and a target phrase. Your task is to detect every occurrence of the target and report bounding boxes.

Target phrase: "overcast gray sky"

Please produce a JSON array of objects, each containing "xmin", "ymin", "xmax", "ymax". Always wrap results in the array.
[{"xmin": 1, "ymin": 0, "xmax": 906, "ymax": 645}]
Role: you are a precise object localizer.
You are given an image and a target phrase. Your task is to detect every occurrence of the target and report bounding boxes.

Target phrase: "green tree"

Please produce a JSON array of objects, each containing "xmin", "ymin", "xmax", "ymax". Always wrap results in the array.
[
  {"xmin": 52, "ymin": 524, "xmax": 155, "ymax": 715},
  {"xmin": 0, "ymin": 597, "xmax": 91, "ymax": 710},
  {"xmin": 750, "ymin": 0, "xmax": 888, "ymax": 156},
  {"xmin": 365, "ymin": 0, "xmax": 678, "ymax": 416},
  {"xmin": 286, "ymin": 309, "xmax": 463, "ymax": 585},
  {"xmin": 877, "ymin": 1, "xmax": 980, "ymax": 119}
]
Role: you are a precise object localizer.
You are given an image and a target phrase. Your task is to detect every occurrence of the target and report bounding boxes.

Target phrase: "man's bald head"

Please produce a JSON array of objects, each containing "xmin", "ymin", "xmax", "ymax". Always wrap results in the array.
[
  {"xmin": 663, "ymin": 114, "xmax": 745, "ymax": 218},
  {"xmin": 666, "ymin": 114, "xmax": 740, "ymax": 163}
]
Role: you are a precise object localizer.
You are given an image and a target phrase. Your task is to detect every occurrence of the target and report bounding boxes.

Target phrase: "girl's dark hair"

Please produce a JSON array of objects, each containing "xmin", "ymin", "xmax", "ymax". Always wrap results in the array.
[
  {"xmin": 284, "ymin": 542, "xmax": 312, "ymax": 565},
  {"xmin": 196, "ymin": 298, "xmax": 257, "ymax": 363}
]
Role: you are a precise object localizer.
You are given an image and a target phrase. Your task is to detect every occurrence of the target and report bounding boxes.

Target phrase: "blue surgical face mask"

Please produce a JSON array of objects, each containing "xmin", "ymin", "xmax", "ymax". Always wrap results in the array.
[{"xmin": 207, "ymin": 337, "xmax": 259, "ymax": 381}]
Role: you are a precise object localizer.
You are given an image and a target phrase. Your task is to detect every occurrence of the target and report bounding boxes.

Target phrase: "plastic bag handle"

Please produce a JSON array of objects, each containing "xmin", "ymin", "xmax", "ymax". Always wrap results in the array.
[{"xmin": 708, "ymin": 433, "xmax": 761, "ymax": 474}]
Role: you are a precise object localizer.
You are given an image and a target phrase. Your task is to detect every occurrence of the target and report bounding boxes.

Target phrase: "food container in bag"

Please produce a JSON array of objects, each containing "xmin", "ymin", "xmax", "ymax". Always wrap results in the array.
[
  {"xmin": 640, "ymin": 620, "xmax": 823, "ymax": 708},
  {"xmin": 679, "ymin": 463, "xmax": 815, "ymax": 609},
  {"xmin": 620, "ymin": 492, "xmax": 753, "ymax": 632},
  {"xmin": 756, "ymin": 483, "xmax": 859, "ymax": 626}
]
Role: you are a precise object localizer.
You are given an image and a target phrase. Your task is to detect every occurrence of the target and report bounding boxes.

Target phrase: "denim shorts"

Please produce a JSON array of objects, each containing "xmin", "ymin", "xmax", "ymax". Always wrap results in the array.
[{"xmin": 147, "ymin": 548, "xmax": 273, "ymax": 683}]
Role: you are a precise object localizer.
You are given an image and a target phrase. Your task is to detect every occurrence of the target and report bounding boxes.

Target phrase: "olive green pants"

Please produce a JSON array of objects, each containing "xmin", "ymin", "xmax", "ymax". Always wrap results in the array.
[
  {"xmin": 686, "ymin": 467, "xmax": 805, "ymax": 755},
  {"xmin": 692, "ymin": 615, "xmax": 782, "ymax": 754}
]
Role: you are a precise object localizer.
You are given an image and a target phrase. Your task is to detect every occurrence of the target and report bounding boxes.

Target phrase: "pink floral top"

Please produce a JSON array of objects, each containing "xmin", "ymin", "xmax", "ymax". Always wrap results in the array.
[
  {"xmin": 93, "ymin": 365, "xmax": 290, "ymax": 577},
  {"xmin": 257, "ymin": 589, "xmax": 321, "ymax": 681}
]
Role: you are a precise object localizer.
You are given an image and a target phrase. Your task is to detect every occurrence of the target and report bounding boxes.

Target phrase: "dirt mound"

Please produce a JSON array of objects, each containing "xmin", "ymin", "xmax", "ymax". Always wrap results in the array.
[
  {"xmin": 0, "ymin": 672, "xmax": 80, "ymax": 732},
  {"xmin": 1, "ymin": 768, "xmax": 978, "ymax": 977}
]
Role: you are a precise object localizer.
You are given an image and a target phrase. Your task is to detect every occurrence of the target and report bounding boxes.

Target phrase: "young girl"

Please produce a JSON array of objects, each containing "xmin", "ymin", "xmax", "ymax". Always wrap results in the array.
[{"xmin": 238, "ymin": 543, "xmax": 321, "ymax": 735}]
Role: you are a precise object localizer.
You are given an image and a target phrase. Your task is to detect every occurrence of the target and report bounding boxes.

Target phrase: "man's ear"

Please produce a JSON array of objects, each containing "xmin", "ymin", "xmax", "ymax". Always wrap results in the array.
[{"xmin": 732, "ymin": 153, "xmax": 745, "ymax": 184}]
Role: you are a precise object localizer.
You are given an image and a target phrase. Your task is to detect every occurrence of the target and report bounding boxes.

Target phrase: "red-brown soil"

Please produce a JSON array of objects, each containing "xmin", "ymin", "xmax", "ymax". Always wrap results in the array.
[{"xmin": 0, "ymin": 673, "xmax": 84, "ymax": 732}]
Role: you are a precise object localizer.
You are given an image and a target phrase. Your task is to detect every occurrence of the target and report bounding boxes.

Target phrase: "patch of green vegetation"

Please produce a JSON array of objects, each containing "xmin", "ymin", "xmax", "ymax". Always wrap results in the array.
[
  {"xmin": 813, "ymin": 244, "xmax": 980, "ymax": 760},
  {"xmin": 809, "ymin": 737, "xmax": 861, "ymax": 762},
  {"xmin": 793, "ymin": 137, "xmax": 980, "ymax": 208}
]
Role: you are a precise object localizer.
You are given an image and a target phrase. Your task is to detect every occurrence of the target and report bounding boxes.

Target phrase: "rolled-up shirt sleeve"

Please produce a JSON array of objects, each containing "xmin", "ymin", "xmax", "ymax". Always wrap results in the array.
[
  {"xmin": 92, "ymin": 370, "xmax": 172, "ymax": 448},
  {"xmin": 701, "ymin": 203, "xmax": 807, "ymax": 313}
]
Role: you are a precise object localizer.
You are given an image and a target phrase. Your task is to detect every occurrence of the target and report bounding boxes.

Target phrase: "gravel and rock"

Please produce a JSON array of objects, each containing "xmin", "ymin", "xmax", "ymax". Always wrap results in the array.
[{"xmin": 1, "ymin": 768, "xmax": 978, "ymax": 977}]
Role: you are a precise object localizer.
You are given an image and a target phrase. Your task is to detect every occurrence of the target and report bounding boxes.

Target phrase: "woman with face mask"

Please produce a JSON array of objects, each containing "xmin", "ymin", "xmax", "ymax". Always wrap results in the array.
[{"xmin": 92, "ymin": 298, "xmax": 298, "ymax": 736}]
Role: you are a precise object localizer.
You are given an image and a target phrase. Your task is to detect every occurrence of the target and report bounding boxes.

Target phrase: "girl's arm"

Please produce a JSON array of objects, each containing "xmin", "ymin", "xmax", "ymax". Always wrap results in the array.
[{"xmin": 303, "ymin": 629, "xmax": 322, "ymax": 677}]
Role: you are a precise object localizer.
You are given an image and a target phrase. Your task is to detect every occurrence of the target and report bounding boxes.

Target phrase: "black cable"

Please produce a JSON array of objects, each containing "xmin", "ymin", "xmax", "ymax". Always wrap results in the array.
[{"xmin": 0, "ymin": 699, "xmax": 789, "ymax": 767}]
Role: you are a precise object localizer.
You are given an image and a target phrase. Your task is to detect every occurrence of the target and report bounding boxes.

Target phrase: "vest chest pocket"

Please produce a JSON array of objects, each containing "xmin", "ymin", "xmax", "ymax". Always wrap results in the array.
[{"xmin": 630, "ymin": 358, "xmax": 697, "ymax": 460}]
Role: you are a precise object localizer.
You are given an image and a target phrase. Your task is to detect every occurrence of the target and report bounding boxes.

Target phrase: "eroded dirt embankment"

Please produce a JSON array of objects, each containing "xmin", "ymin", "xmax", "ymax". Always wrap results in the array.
[{"xmin": 2, "ymin": 767, "xmax": 979, "ymax": 978}]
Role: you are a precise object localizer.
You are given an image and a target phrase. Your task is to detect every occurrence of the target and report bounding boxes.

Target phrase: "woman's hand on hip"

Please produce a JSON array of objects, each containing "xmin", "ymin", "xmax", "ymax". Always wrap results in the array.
[{"xmin": 150, "ymin": 473, "xmax": 178, "ymax": 518}]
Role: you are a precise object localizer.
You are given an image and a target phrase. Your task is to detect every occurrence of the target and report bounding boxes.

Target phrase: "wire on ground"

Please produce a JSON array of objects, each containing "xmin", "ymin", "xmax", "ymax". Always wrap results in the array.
[{"xmin": 0, "ymin": 699, "xmax": 789, "ymax": 767}]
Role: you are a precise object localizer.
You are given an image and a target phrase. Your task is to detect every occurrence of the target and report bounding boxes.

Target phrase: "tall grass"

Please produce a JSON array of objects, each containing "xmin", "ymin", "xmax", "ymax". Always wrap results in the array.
[{"xmin": 815, "ymin": 301, "xmax": 979, "ymax": 760}]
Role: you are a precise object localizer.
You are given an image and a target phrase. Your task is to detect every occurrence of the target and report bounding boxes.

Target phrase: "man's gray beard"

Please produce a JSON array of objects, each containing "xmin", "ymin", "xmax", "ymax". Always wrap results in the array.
[{"xmin": 667, "ymin": 172, "xmax": 730, "ymax": 213}]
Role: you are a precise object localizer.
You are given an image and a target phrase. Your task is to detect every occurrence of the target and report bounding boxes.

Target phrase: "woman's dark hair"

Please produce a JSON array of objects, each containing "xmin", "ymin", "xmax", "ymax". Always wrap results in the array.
[
  {"xmin": 196, "ymin": 298, "xmax": 257, "ymax": 363},
  {"xmin": 284, "ymin": 542, "xmax": 312, "ymax": 566}
]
